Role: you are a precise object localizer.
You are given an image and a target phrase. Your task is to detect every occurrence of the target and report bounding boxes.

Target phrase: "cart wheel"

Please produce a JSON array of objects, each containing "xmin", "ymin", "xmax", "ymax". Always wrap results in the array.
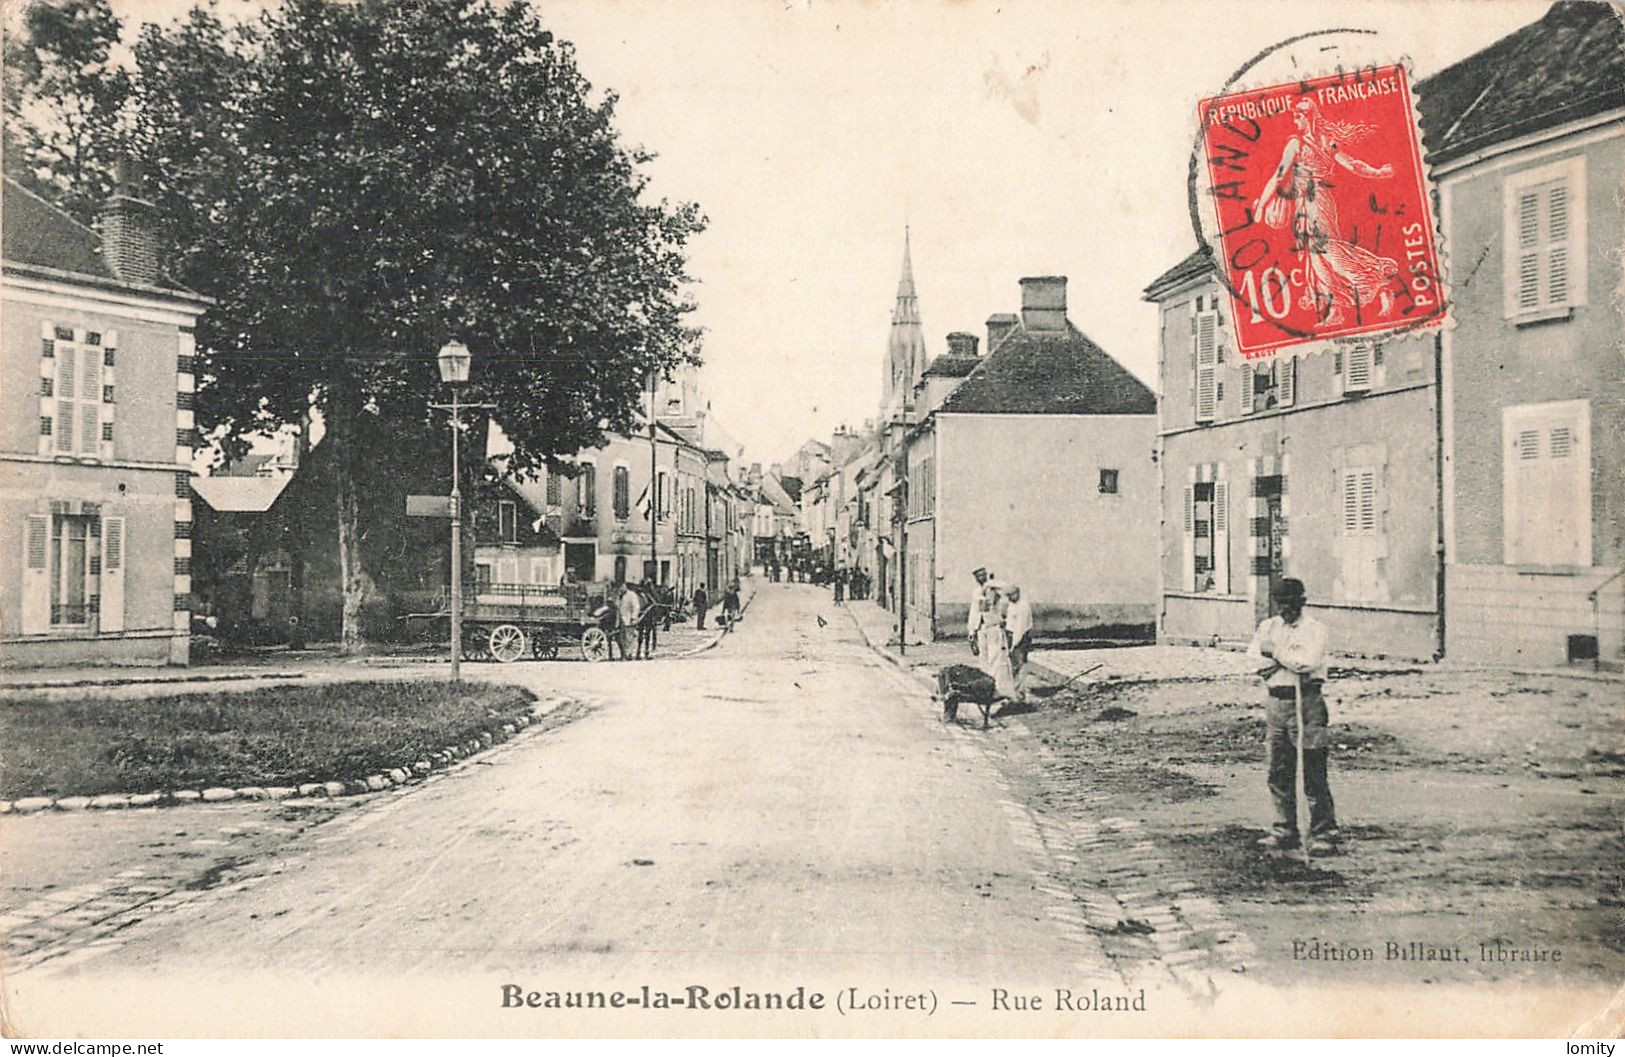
[
  {"xmin": 462, "ymin": 625, "xmax": 490, "ymax": 662},
  {"xmin": 530, "ymin": 626, "xmax": 559, "ymax": 659},
  {"xmin": 489, "ymin": 624, "xmax": 527, "ymax": 664},
  {"xmin": 581, "ymin": 626, "xmax": 610, "ymax": 662}
]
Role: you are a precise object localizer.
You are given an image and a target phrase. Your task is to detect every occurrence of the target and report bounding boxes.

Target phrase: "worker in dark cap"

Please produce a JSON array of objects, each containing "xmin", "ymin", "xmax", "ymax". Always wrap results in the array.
[{"xmin": 1246, "ymin": 577, "xmax": 1339, "ymax": 854}]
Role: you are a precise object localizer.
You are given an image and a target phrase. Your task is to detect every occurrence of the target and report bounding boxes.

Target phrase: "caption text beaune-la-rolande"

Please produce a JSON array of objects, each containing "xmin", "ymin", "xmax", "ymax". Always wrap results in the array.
[{"xmin": 499, "ymin": 984, "xmax": 1148, "ymax": 1014}]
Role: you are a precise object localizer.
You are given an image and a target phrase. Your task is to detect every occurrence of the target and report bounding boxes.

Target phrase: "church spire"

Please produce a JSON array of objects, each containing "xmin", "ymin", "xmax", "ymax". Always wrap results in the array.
[{"xmin": 884, "ymin": 224, "xmax": 929, "ymax": 414}]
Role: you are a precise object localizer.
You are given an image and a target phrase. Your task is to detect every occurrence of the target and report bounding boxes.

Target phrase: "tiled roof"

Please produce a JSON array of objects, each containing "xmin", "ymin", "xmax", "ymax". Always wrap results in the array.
[
  {"xmin": 1142, "ymin": 247, "xmax": 1215, "ymax": 300},
  {"xmin": 922, "ymin": 354, "xmax": 981, "ymax": 378},
  {"xmin": 2, "ymin": 177, "xmax": 115, "ymax": 279},
  {"xmin": 1144, "ymin": 3, "xmax": 1624, "ymax": 300},
  {"xmin": 1417, "ymin": 1, "xmax": 1624, "ymax": 165},
  {"xmin": 936, "ymin": 323, "xmax": 1156, "ymax": 416}
]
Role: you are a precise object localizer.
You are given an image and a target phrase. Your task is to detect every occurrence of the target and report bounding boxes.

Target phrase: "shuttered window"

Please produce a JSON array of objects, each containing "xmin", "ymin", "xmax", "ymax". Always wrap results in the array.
[
  {"xmin": 1504, "ymin": 401, "xmax": 1591, "ymax": 566},
  {"xmin": 46, "ymin": 329, "xmax": 103, "ymax": 458},
  {"xmin": 1194, "ymin": 305, "xmax": 1218, "ymax": 423},
  {"xmin": 1344, "ymin": 344, "xmax": 1373, "ymax": 393},
  {"xmin": 1505, "ymin": 158, "xmax": 1586, "ymax": 318},
  {"xmin": 612, "ymin": 465, "xmax": 630, "ymax": 521},
  {"xmin": 577, "ymin": 463, "xmax": 596, "ymax": 516},
  {"xmin": 1342, "ymin": 469, "xmax": 1377, "ymax": 535}
]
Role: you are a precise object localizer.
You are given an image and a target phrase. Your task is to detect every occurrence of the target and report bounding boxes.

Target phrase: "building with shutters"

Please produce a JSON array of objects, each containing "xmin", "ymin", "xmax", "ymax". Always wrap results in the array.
[
  {"xmin": 1, "ymin": 176, "xmax": 212, "ymax": 667},
  {"xmin": 1428, "ymin": 1, "xmax": 1624, "ymax": 666},
  {"xmin": 1143, "ymin": 257, "xmax": 1440, "ymax": 659},
  {"xmin": 1143, "ymin": 1, "xmax": 1624, "ymax": 665}
]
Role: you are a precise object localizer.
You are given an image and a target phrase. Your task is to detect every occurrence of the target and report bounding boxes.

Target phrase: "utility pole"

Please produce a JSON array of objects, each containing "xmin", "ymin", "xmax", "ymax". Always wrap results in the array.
[
  {"xmin": 896, "ymin": 474, "xmax": 907, "ymax": 657},
  {"xmin": 649, "ymin": 372, "xmax": 659, "ymax": 585}
]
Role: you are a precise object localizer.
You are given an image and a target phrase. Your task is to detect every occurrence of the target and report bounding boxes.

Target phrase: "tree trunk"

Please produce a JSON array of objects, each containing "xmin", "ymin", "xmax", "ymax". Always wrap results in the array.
[
  {"xmin": 288, "ymin": 414, "xmax": 310, "ymax": 649},
  {"xmin": 328, "ymin": 386, "xmax": 368, "ymax": 654}
]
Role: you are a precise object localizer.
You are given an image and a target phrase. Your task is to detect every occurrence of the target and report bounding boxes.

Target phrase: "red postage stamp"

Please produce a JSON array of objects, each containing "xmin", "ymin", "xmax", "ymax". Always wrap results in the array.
[{"xmin": 1197, "ymin": 64, "xmax": 1445, "ymax": 358}]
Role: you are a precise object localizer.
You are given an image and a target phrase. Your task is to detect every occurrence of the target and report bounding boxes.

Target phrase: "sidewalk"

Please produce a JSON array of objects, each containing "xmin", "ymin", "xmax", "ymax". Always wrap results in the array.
[
  {"xmin": 841, "ymin": 598, "xmax": 967, "ymax": 688},
  {"xmin": 1, "ymin": 578, "xmax": 760, "ymax": 694}
]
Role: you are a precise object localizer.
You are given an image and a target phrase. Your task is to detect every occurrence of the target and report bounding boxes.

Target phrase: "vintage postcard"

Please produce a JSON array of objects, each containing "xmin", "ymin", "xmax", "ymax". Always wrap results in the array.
[{"xmin": 1, "ymin": 0, "xmax": 1620, "ymax": 1041}]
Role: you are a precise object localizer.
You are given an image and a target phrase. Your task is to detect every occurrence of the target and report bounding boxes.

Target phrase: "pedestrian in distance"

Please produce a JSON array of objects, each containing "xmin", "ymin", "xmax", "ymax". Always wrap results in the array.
[
  {"xmin": 1004, "ymin": 584, "xmax": 1033, "ymax": 703},
  {"xmin": 617, "ymin": 580, "xmax": 643, "ymax": 661},
  {"xmin": 721, "ymin": 579, "xmax": 741, "ymax": 633},
  {"xmin": 967, "ymin": 566, "xmax": 991, "ymax": 657},
  {"xmin": 636, "ymin": 582, "xmax": 662, "ymax": 659},
  {"xmin": 1247, "ymin": 577, "xmax": 1340, "ymax": 855},
  {"xmin": 692, "ymin": 584, "xmax": 709, "ymax": 630},
  {"xmin": 833, "ymin": 568, "xmax": 846, "ymax": 604}
]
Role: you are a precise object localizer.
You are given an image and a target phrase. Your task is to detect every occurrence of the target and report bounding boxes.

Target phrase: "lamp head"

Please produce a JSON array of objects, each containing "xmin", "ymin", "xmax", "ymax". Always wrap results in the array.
[{"xmin": 437, "ymin": 340, "xmax": 472, "ymax": 385}]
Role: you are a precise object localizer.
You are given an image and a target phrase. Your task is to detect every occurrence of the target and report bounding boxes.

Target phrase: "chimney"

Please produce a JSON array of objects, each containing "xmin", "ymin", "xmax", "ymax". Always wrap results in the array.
[
  {"xmin": 1020, "ymin": 276, "xmax": 1068, "ymax": 331},
  {"xmin": 946, "ymin": 331, "xmax": 980, "ymax": 358},
  {"xmin": 100, "ymin": 159, "xmax": 161, "ymax": 285},
  {"xmin": 986, "ymin": 313, "xmax": 1019, "ymax": 351}
]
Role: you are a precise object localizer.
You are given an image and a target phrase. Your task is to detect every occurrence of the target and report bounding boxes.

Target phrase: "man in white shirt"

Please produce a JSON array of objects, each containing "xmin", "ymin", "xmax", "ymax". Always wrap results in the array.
[
  {"xmin": 967, "ymin": 567, "xmax": 991, "ymax": 656},
  {"xmin": 1246, "ymin": 577, "xmax": 1338, "ymax": 852},
  {"xmin": 1004, "ymin": 584, "xmax": 1034, "ymax": 702},
  {"xmin": 617, "ymin": 580, "xmax": 643, "ymax": 662}
]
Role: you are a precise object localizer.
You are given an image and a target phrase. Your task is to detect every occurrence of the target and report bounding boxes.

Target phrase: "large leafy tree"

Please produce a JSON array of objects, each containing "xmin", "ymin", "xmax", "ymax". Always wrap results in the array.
[
  {"xmin": 132, "ymin": 0, "xmax": 706, "ymax": 650},
  {"xmin": 2, "ymin": 0, "xmax": 132, "ymax": 223}
]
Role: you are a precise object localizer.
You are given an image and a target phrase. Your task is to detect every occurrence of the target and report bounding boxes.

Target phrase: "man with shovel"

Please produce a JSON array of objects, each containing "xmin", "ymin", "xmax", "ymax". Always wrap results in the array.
[{"xmin": 1247, "ymin": 578, "xmax": 1339, "ymax": 856}]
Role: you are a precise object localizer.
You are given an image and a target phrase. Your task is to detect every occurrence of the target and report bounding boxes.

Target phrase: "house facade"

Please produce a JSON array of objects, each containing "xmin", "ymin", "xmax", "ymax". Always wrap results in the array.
[
  {"xmin": 1144, "ymin": 257, "xmax": 1441, "ymax": 658},
  {"xmin": 1, "ymin": 177, "xmax": 211, "ymax": 667},
  {"xmin": 902, "ymin": 276, "xmax": 1159, "ymax": 639},
  {"xmin": 1428, "ymin": 1, "xmax": 1625, "ymax": 666}
]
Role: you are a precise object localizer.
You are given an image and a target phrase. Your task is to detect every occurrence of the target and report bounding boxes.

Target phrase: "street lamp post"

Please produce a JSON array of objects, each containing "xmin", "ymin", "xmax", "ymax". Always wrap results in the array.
[{"xmin": 436, "ymin": 340, "xmax": 472, "ymax": 682}]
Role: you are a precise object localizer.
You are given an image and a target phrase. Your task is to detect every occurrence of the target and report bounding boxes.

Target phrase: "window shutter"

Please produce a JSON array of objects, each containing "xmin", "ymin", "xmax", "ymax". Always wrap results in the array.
[
  {"xmin": 1342, "ymin": 473, "xmax": 1359, "ymax": 535},
  {"xmin": 56, "ymin": 345, "xmax": 77, "ymax": 453},
  {"xmin": 1516, "ymin": 189, "xmax": 1541, "ymax": 312},
  {"xmin": 1547, "ymin": 184, "xmax": 1570, "ymax": 306},
  {"xmin": 1238, "ymin": 365, "xmax": 1253, "ymax": 416},
  {"xmin": 1345, "ymin": 344, "xmax": 1372, "ymax": 392},
  {"xmin": 22, "ymin": 514, "xmax": 50, "ymax": 633},
  {"xmin": 100, "ymin": 516, "xmax": 125, "ymax": 632},
  {"xmin": 79, "ymin": 335, "xmax": 102, "ymax": 456},
  {"xmin": 1181, "ymin": 484, "xmax": 1196, "ymax": 591},
  {"xmin": 1194, "ymin": 312, "xmax": 1217, "ymax": 422},
  {"xmin": 1358, "ymin": 472, "xmax": 1376, "ymax": 533},
  {"xmin": 1278, "ymin": 357, "xmax": 1295, "ymax": 406},
  {"xmin": 1213, "ymin": 480, "xmax": 1230, "ymax": 593}
]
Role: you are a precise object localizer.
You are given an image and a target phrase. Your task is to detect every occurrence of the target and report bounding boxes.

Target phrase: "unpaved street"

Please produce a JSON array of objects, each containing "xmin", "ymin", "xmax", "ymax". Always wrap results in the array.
[
  {"xmin": 3, "ymin": 582, "xmax": 1619, "ymax": 1037},
  {"xmin": 3, "ymin": 584, "xmax": 1116, "ymax": 1036}
]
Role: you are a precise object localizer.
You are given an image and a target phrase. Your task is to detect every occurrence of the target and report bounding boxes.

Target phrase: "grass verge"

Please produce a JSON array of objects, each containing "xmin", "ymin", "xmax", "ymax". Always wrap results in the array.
[{"xmin": 0, "ymin": 680, "xmax": 536, "ymax": 799}]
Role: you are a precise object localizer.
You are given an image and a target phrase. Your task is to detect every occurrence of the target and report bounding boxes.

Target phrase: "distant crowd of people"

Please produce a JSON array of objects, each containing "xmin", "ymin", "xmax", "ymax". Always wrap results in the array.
[{"xmin": 589, "ymin": 577, "xmax": 743, "ymax": 660}]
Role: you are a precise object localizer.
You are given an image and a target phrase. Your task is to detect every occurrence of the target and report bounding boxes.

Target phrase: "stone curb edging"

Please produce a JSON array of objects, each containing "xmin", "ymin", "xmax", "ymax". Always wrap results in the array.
[
  {"xmin": 842, "ymin": 605, "xmax": 939, "ymax": 694},
  {"xmin": 0, "ymin": 670, "xmax": 310, "ymax": 693},
  {"xmin": 0, "ymin": 697, "xmax": 569, "ymax": 817}
]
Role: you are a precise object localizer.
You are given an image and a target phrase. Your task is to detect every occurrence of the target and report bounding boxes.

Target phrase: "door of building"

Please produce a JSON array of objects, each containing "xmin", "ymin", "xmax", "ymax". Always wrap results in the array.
[
  {"xmin": 565, "ymin": 542, "xmax": 595, "ymax": 583},
  {"xmin": 1258, "ymin": 475, "xmax": 1285, "ymax": 619}
]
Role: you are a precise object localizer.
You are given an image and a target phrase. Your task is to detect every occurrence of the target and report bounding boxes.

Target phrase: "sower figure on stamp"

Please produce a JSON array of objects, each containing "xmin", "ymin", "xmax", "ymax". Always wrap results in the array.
[
  {"xmin": 1252, "ymin": 98, "xmax": 1399, "ymax": 326},
  {"xmin": 1247, "ymin": 577, "xmax": 1339, "ymax": 854}
]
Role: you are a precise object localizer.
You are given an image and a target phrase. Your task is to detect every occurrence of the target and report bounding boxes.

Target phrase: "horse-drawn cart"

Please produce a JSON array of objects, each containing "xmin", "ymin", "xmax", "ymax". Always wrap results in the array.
[{"xmin": 405, "ymin": 582, "xmax": 615, "ymax": 662}]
